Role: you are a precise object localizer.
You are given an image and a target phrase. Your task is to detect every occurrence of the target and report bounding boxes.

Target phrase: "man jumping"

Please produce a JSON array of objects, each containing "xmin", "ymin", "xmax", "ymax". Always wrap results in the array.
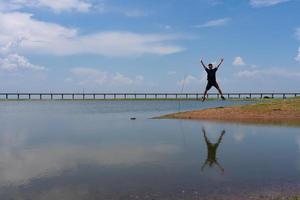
[{"xmin": 200, "ymin": 58, "xmax": 225, "ymax": 101}]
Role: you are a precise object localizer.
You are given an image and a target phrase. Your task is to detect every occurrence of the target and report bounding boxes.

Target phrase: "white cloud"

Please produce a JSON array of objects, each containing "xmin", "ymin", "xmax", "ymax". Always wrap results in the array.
[
  {"xmin": 113, "ymin": 73, "xmax": 144, "ymax": 85},
  {"xmin": 294, "ymin": 28, "xmax": 300, "ymax": 63},
  {"xmin": 250, "ymin": 0, "xmax": 290, "ymax": 7},
  {"xmin": 233, "ymin": 132, "xmax": 245, "ymax": 142},
  {"xmin": 157, "ymin": 24, "xmax": 172, "ymax": 30},
  {"xmin": 135, "ymin": 75, "xmax": 144, "ymax": 82},
  {"xmin": 0, "ymin": 53, "xmax": 44, "ymax": 71},
  {"xmin": 112, "ymin": 73, "xmax": 137, "ymax": 85},
  {"xmin": 296, "ymin": 47, "xmax": 300, "ymax": 62},
  {"xmin": 122, "ymin": 9, "xmax": 147, "ymax": 17},
  {"xmin": 0, "ymin": 137, "xmax": 180, "ymax": 186},
  {"xmin": 167, "ymin": 71, "xmax": 176, "ymax": 75},
  {"xmin": 194, "ymin": 17, "xmax": 231, "ymax": 28},
  {"xmin": 235, "ymin": 69, "xmax": 260, "ymax": 78},
  {"xmin": 209, "ymin": 0, "xmax": 223, "ymax": 6},
  {"xmin": 222, "ymin": 64, "xmax": 300, "ymax": 92},
  {"xmin": 0, "ymin": 1, "xmax": 21, "ymax": 11},
  {"xmin": 235, "ymin": 68, "xmax": 300, "ymax": 79},
  {"xmin": 64, "ymin": 77, "xmax": 73, "ymax": 83},
  {"xmin": 178, "ymin": 74, "xmax": 206, "ymax": 87},
  {"xmin": 0, "ymin": 12, "xmax": 185, "ymax": 57},
  {"xmin": 233, "ymin": 56, "xmax": 246, "ymax": 66},
  {"xmin": 0, "ymin": 0, "xmax": 92, "ymax": 12},
  {"xmin": 0, "ymin": 0, "xmax": 148, "ymax": 17},
  {"xmin": 164, "ymin": 25, "xmax": 172, "ymax": 30},
  {"xmin": 94, "ymin": 3, "xmax": 149, "ymax": 17},
  {"xmin": 70, "ymin": 67, "xmax": 108, "ymax": 85},
  {"xmin": 0, "ymin": 37, "xmax": 23, "ymax": 54},
  {"xmin": 0, "ymin": 38, "xmax": 45, "ymax": 72},
  {"xmin": 70, "ymin": 67, "xmax": 144, "ymax": 86}
]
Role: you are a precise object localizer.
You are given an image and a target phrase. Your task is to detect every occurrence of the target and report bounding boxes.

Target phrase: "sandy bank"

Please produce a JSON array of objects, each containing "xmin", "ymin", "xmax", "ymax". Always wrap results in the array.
[{"xmin": 155, "ymin": 98, "xmax": 300, "ymax": 126}]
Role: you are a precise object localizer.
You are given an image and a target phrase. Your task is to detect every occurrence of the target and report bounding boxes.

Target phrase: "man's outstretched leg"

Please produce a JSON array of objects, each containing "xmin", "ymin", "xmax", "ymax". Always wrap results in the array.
[
  {"xmin": 202, "ymin": 89, "xmax": 208, "ymax": 102},
  {"xmin": 214, "ymin": 83, "xmax": 225, "ymax": 100},
  {"xmin": 202, "ymin": 83, "xmax": 212, "ymax": 102}
]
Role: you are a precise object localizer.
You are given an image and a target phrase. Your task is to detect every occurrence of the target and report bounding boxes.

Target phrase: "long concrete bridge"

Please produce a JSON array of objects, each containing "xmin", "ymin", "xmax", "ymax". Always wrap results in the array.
[{"xmin": 0, "ymin": 92, "xmax": 299, "ymax": 100}]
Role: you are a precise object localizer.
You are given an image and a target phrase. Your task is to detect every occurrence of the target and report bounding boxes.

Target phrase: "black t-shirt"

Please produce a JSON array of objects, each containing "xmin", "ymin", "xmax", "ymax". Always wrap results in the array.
[{"xmin": 205, "ymin": 68, "xmax": 217, "ymax": 82}]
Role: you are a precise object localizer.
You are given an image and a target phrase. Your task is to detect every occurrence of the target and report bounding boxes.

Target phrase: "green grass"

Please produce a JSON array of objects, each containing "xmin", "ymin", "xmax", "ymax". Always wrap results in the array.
[{"xmin": 239, "ymin": 98, "xmax": 300, "ymax": 112}]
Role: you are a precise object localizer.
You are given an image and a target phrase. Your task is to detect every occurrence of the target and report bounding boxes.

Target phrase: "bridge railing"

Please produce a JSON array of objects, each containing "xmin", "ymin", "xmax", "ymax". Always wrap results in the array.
[{"xmin": 0, "ymin": 92, "xmax": 299, "ymax": 100}]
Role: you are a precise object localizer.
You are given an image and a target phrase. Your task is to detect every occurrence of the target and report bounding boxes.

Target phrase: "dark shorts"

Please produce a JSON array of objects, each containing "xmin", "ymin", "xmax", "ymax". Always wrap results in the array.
[{"xmin": 206, "ymin": 80, "xmax": 220, "ymax": 91}]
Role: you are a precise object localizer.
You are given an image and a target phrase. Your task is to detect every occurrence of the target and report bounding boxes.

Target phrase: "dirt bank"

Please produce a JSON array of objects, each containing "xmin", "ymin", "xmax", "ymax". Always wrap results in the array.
[{"xmin": 155, "ymin": 98, "xmax": 300, "ymax": 126}]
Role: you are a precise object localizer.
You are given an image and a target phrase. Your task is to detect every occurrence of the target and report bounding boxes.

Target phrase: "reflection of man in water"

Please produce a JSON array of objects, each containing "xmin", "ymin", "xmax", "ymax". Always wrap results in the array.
[{"xmin": 201, "ymin": 128, "xmax": 225, "ymax": 174}]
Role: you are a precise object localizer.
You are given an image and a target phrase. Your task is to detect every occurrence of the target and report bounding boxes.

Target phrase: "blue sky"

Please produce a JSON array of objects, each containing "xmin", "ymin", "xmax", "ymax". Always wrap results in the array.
[{"xmin": 0, "ymin": 0, "xmax": 299, "ymax": 92}]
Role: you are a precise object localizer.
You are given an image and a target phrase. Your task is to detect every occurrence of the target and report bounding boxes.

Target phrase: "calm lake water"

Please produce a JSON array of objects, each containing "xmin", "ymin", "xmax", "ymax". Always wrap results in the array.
[{"xmin": 0, "ymin": 100, "xmax": 300, "ymax": 200}]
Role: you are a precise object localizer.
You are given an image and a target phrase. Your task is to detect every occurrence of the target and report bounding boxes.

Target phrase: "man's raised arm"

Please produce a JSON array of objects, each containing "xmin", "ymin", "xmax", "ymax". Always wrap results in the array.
[
  {"xmin": 216, "ymin": 58, "xmax": 224, "ymax": 69},
  {"xmin": 200, "ymin": 59, "xmax": 207, "ymax": 69}
]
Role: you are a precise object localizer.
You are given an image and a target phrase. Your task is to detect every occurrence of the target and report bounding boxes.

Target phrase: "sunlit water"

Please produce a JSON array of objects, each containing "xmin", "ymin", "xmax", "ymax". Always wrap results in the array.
[{"xmin": 0, "ymin": 100, "xmax": 299, "ymax": 200}]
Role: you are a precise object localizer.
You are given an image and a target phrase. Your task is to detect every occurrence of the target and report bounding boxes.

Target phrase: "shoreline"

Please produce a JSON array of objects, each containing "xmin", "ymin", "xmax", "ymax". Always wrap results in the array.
[{"xmin": 154, "ymin": 98, "xmax": 300, "ymax": 126}]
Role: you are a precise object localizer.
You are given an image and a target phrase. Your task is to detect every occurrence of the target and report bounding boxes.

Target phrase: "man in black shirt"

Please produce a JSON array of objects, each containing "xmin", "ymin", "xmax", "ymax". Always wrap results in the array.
[{"xmin": 201, "ymin": 58, "xmax": 225, "ymax": 101}]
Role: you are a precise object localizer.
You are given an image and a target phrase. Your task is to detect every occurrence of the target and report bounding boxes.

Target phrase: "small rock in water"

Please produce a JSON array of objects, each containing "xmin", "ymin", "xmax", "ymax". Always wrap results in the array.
[{"xmin": 130, "ymin": 117, "xmax": 136, "ymax": 120}]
